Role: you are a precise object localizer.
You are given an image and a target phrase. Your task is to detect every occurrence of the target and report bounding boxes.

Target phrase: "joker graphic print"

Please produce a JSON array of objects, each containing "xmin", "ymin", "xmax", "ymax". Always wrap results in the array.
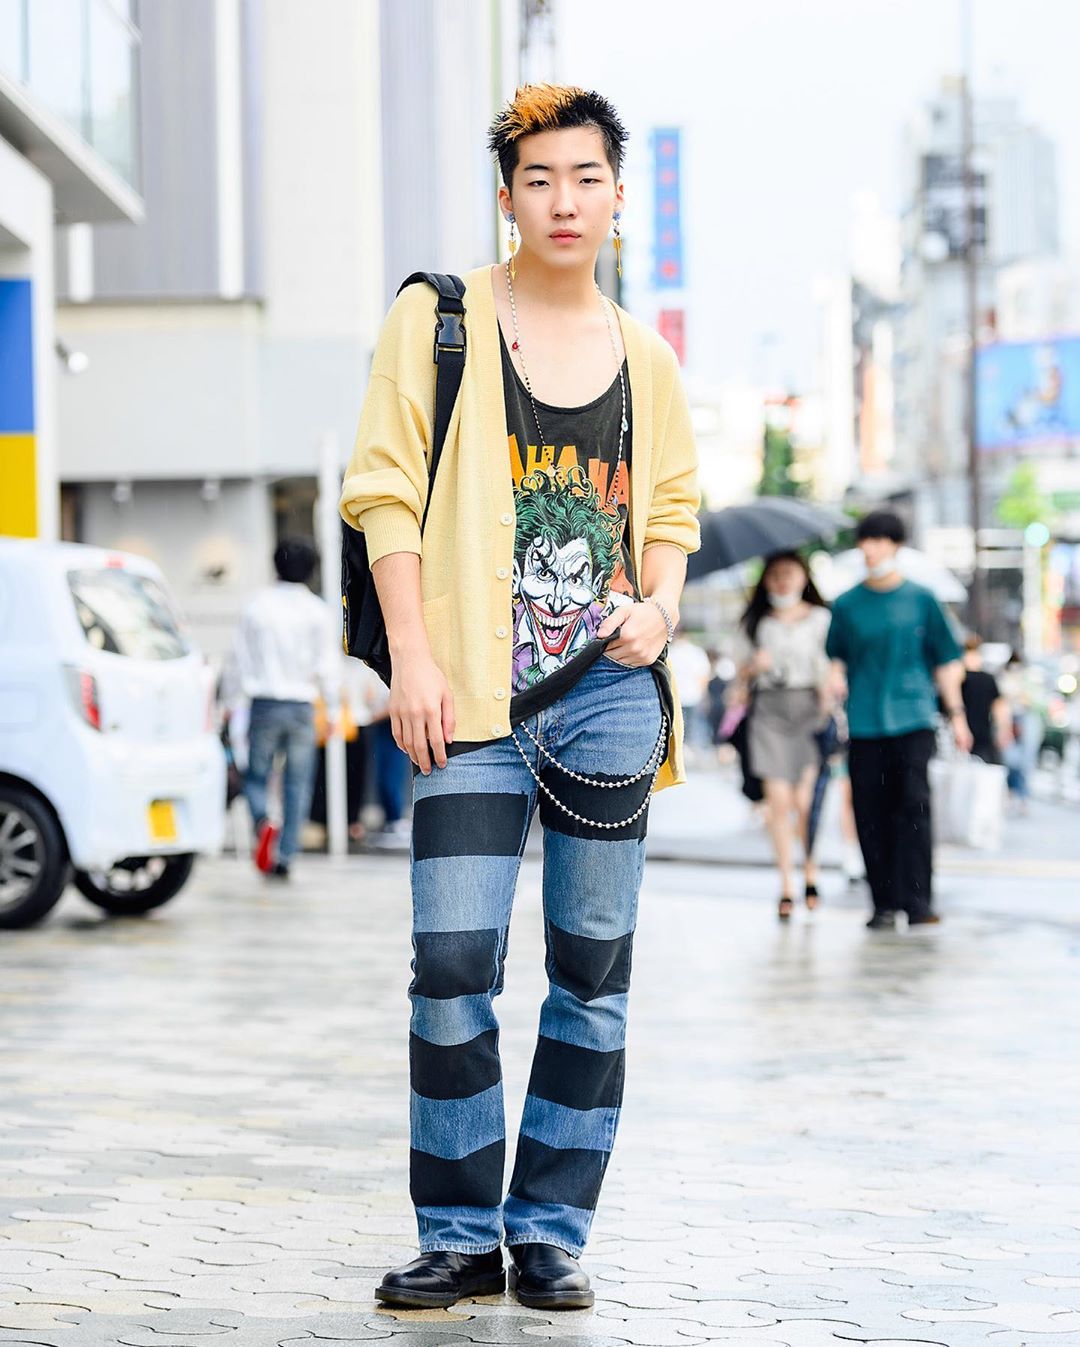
[{"xmin": 500, "ymin": 332, "xmax": 639, "ymax": 703}]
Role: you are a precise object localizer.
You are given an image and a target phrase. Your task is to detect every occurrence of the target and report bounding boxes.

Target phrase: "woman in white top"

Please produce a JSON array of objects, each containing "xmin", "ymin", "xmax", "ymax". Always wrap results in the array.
[{"xmin": 732, "ymin": 552, "xmax": 833, "ymax": 920}]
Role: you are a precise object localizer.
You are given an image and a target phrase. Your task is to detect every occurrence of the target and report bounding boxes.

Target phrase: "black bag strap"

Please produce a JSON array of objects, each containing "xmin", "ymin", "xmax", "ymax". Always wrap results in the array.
[{"xmin": 396, "ymin": 272, "xmax": 466, "ymax": 534}]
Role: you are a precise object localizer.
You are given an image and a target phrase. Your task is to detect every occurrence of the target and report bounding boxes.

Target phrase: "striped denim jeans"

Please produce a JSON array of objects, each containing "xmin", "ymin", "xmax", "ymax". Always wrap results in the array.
[{"xmin": 407, "ymin": 654, "xmax": 665, "ymax": 1257}]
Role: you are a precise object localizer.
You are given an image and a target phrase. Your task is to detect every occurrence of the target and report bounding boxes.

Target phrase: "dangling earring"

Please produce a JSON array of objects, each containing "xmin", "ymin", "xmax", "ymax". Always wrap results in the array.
[
  {"xmin": 612, "ymin": 211, "xmax": 623, "ymax": 278},
  {"xmin": 507, "ymin": 213, "xmax": 518, "ymax": 280}
]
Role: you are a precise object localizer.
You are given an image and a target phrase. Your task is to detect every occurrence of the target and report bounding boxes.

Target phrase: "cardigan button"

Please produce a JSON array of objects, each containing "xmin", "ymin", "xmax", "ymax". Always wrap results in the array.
[
  {"xmin": 495, "ymin": 625, "xmax": 508, "ymax": 638},
  {"xmin": 496, "ymin": 566, "xmax": 509, "ymax": 579},
  {"xmin": 493, "ymin": 687, "xmax": 506, "ymax": 700},
  {"xmin": 500, "ymin": 511, "xmax": 513, "ymax": 525},
  {"xmin": 491, "ymin": 724, "xmax": 502, "ymax": 736}
]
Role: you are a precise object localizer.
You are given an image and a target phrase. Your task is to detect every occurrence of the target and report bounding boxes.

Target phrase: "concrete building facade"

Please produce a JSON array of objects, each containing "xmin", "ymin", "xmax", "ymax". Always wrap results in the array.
[
  {"xmin": 0, "ymin": 0, "xmax": 142, "ymax": 542},
  {"xmin": 893, "ymin": 82, "xmax": 1061, "ymax": 537},
  {"xmin": 52, "ymin": 0, "xmax": 516, "ymax": 665}
]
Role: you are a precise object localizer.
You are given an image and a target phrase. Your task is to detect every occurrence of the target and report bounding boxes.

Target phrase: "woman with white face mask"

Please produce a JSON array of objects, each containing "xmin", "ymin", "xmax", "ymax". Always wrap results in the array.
[{"xmin": 733, "ymin": 552, "xmax": 833, "ymax": 919}]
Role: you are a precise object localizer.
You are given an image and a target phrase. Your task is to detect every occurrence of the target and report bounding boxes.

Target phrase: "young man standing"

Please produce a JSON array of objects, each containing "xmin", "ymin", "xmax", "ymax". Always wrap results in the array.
[
  {"xmin": 826, "ymin": 512, "xmax": 972, "ymax": 929},
  {"xmin": 340, "ymin": 86, "xmax": 699, "ymax": 1310}
]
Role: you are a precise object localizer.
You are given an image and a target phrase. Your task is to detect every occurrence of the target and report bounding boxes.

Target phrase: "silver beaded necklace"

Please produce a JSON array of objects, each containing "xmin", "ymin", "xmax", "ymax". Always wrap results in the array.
[
  {"xmin": 502, "ymin": 258, "xmax": 668, "ymax": 829},
  {"xmin": 505, "ymin": 258, "xmax": 628, "ymax": 515}
]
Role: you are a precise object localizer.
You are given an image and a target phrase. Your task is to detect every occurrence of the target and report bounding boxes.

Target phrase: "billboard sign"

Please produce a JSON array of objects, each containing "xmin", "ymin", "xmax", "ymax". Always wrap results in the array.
[
  {"xmin": 921, "ymin": 154, "xmax": 987, "ymax": 261},
  {"xmin": 976, "ymin": 335, "xmax": 1080, "ymax": 452},
  {"xmin": 652, "ymin": 128, "xmax": 684, "ymax": 289},
  {"xmin": 0, "ymin": 279, "xmax": 36, "ymax": 538}
]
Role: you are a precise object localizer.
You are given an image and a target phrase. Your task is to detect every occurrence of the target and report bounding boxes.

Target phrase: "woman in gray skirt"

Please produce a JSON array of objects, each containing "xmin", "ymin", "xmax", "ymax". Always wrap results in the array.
[{"xmin": 732, "ymin": 553, "xmax": 832, "ymax": 920}]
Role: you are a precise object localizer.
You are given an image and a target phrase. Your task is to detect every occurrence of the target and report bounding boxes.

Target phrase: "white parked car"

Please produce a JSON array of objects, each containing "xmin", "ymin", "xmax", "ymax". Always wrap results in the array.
[{"xmin": 0, "ymin": 540, "xmax": 226, "ymax": 927}]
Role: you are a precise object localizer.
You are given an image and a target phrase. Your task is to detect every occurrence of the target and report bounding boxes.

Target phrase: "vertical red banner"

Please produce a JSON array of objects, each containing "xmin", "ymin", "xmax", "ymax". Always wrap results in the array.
[{"xmin": 657, "ymin": 308, "xmax": 686, "ymax": 365}]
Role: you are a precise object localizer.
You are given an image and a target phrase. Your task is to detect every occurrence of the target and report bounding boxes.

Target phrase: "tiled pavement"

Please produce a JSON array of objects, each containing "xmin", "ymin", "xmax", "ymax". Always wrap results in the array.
[{"xmin": 1, "ymin": 842, "xmax": 1079, "ymax": 1346}]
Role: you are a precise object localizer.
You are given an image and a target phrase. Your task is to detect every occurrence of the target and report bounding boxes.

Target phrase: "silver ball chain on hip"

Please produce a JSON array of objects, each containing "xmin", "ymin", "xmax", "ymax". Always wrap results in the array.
[
  {"xmin": 515, "ymin": 710, "xmax": 667, "ymax": 786},
  {"xmin": 510, "ymin": 710, "xmax": 669, "ymax": 831}
]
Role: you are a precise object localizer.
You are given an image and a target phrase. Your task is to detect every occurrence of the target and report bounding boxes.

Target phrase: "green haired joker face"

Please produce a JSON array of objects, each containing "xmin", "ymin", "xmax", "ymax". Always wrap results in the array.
[{"xmin": 513, "ymin": 466, "xmax": 622, "ymax": 661}]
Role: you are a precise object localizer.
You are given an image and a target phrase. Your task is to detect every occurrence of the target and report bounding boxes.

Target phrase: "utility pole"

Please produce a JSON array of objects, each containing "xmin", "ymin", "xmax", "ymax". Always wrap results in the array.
[
  {"xmin": 317, "ymin": 431, "xmax": 348, "ymax": 859},
  {"xmin": 961, "ymin": 0, "xmax": 987, "ymax": 630}
]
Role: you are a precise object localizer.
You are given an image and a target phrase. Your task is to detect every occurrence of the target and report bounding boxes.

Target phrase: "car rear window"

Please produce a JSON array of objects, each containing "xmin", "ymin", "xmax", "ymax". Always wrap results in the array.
[{"xmin": 67, "ymin": 568, "xmax": 189, "ymax": 660}]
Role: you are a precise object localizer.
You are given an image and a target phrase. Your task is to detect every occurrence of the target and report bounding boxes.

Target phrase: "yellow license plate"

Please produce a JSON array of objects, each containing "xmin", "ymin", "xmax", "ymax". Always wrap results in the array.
[{"xmin": 147, "ymin": 800, "xmax": 177, "ymax": 843}]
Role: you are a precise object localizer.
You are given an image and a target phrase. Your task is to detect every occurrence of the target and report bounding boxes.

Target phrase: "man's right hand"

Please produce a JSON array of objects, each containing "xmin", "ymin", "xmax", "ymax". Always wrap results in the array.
[
  {"xmin": 389, "ymin": 651, "xmax": 456, "ymax": 775},
  {"xmin": 369, "ymin": 552, "xmax": 454, "ymax": 774}
]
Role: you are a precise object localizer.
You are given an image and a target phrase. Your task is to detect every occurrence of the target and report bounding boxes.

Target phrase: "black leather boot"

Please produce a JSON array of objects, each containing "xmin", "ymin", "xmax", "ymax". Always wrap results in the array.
[
  {"xmin": 508, "ymin": 1243, "xmax": 594, "ymax": 1310},
  {"xmin": 375, "ymin": 1248, "xmax": 505, "ymax": 1308}
]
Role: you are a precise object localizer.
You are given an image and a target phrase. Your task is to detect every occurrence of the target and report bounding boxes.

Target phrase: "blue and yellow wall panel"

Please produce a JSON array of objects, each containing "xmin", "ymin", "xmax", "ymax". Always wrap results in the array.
[{"xmin": 0, "ymin": 278, "xmax": 37, "ymax": 537}]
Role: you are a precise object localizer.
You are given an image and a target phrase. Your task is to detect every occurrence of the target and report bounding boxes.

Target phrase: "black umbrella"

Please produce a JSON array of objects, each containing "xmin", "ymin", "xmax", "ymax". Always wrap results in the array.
[
  {"xmin": 806, "ymin": 714, "xmax": 841, "ymax": 857},
  {"xmin": 687, "ymin": 498, "xmax": 845, "ymax": 580}
]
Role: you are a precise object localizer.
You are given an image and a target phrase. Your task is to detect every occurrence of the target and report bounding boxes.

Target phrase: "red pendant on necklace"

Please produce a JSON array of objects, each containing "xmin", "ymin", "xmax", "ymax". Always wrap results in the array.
[{"xmin": 512, "ymin": 340, "xmax": 519, "ymax": 350}]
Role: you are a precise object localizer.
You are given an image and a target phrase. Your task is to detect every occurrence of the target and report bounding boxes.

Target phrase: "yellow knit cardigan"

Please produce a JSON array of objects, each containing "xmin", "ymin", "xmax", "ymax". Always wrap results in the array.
[{"xmin": 339, "ymin": 265, "xmax": 701, "ymax": 791}]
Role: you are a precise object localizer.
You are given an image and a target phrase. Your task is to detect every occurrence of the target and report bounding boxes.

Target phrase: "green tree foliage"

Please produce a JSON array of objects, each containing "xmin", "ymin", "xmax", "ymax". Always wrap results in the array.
[
  {"xmin": 760, "ymin": 423, "xmax": 799, "ymax": 497},
  {"xmin": 996, "ymin": 464, "xmax": 1051, "ymax": 531}
]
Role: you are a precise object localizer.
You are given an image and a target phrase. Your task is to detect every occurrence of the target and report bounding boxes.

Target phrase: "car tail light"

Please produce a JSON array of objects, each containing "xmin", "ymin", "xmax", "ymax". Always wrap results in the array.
[{"xmin": 64, "ymin": 667, "xmax": 103, "ymax": 731}]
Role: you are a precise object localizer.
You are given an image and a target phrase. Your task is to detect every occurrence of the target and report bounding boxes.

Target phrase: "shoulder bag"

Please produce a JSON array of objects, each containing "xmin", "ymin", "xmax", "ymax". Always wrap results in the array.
[{"xmin": 340, "ymin": 271, "xmax": 466, "ymax": 686}]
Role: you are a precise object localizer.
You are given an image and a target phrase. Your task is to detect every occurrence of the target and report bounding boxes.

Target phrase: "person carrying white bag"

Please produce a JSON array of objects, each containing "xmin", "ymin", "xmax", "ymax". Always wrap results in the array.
[
  {"xmin": 826, "ymin": 511, "xmax": 972, "ymax": 930},
  {"xmin": 929, "ymin": 749, "xmax": 1008, "ymax": 852}
]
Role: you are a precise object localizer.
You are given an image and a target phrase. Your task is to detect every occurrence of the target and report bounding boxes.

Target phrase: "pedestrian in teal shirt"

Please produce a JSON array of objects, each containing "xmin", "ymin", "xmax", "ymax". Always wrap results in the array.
[{"xmin": 825, "ymin": 511, "xmax": 972, "ymax": 929}]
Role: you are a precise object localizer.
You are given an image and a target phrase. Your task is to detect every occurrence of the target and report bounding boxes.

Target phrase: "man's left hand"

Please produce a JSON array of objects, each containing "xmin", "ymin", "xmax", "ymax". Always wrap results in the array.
[{"xmin": 595, "ymin": 602, "xmax": 670, "ymax": 668}]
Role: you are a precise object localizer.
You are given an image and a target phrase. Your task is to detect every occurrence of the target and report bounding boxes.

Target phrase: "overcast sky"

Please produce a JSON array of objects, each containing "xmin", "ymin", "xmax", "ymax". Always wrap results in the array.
[{"xmin": 556, "ymin": 0, "xmax": 1080, "ymax": 391}]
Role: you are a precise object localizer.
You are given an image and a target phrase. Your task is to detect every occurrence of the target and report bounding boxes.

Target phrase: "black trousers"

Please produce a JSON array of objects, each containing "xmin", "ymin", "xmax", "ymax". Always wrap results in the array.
[{"xmin": 848, "ymin": 729, "xmax": 935, "ymax": 918}]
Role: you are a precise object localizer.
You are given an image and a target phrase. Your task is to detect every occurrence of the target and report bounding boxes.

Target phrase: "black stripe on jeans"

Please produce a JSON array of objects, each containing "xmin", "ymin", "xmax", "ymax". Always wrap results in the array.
[
  {"xmin": 508, "ymin": 1135, "xmax": 610, "ymax": 1211},
  {"xmin": 409, "ymin": 1029, "xmax": 501, "ymax": 1101},
  {"xmin": 412, "ymin": 791, "xmax": 530, "ymax": 860},
  {"xmin": 410, "ymin": 1139, "xmax": 506, "ymax": 1209},
  {"xmin": 527, "ymin": 1035, "xmax": 625, "ymax": 1112},
  {"xmin": 538, "ymin": 770, "xmax": 651, "ymax": 841},
  {"xmin": 545, "ymin": 922, "xmax": 633, "ymax": 1003},
  {"xmin": 410, "ymin": 928, "xmax": 501, "ymax": 1000}
]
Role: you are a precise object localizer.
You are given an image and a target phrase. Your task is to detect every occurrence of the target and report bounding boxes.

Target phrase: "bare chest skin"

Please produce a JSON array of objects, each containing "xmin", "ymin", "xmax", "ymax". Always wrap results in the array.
[{"xmin": 491, "ymin": 267, "xmax": 627, "ymax": 409}]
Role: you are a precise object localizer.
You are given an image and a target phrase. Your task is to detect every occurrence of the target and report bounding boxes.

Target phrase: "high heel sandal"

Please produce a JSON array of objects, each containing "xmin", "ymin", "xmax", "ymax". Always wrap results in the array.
[
  {"xmin": 805, "ymin": 883, "xmax": 820, "ymax": 911},
  {"xmin": 778, "ymin": 896, "xmax": 794, "ymax": 921}
]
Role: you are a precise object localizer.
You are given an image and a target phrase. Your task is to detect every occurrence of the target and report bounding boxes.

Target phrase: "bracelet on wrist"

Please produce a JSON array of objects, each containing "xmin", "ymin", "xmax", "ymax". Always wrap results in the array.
[{"xmin": 644, "ymin": 595, "xmax": 675, "ymax": 643}]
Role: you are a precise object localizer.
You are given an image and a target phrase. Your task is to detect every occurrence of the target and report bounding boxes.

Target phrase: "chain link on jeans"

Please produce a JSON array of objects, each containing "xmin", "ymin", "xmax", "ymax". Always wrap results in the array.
[
  {"xmin": 514, "ymin": 711, "xmax": 667, "ymax": 787},
  {"xmin": 510, "ymin": 711, "xmax": 669, "ymax": 831}
]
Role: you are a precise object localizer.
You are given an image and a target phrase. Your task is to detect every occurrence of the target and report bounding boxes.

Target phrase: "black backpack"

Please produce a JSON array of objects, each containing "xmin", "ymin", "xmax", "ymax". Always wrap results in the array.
[{"xmin": 340, "ymin": 272, "xmax": 466, "ymax": 685}]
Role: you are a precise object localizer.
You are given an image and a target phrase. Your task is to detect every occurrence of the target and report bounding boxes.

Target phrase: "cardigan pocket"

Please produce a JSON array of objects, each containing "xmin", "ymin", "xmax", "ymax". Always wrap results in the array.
[{"xmin": 421, "ymin": 592, "xmax": 453, "ymax": 677}]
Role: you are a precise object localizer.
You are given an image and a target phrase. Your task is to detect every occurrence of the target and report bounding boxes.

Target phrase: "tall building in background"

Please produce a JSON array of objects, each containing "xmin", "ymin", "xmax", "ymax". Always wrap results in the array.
[
  {"xmin": 53, "ymin": 0, "xmax": 384, "ymax": 662},
  {"xmin": 813, "ymin": 275, "xmax": 856, "ymax": 501},
  {"xmin": 894, "ymin": 81, "xmax": 1060, "ymax": 537},
  {"xmin": 379, "ymin": 0, "xmax": 505, "ymax": 303},
  {"xmin": 0, "ymin": 0, "xmax": 142, "ymax": 541},
  {"xmin": 51, "ymin": 0, "xmax": 511, "ymax": 664},
  {"xmin": 811, "ymin": 193, "xmax": 899, "ymax": 506},
  {"xmin": 519, "ymin": 0, "xmax": 557, "ymax": 85}
]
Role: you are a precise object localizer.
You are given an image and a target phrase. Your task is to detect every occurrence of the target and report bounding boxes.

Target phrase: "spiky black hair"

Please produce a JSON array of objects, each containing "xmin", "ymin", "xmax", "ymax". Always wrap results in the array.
[{"xmin": 487, "ymin": 84, "xmax": 629, "ymax": 188}]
